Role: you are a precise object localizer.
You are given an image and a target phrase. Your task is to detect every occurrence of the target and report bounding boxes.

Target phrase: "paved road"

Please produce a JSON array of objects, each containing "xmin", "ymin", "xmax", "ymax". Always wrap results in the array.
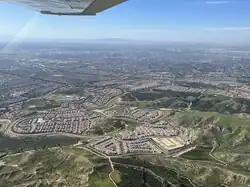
[
  {"xmin": 79, "ymin": 146, "xmax": 117, "ymax": 187},
  {"xmin": 108, "ymin": 156, "xmax": 118, "ymax": 187},
  {"xmin": 209, "ymin": 146, "xmax": 228, "ymax": 166}
]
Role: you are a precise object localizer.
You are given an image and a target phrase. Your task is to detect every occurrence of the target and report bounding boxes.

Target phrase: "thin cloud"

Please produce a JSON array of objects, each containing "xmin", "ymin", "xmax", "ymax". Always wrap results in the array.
[
  {"xmin": 205, "ymin": 27, "xmax": 250, "ymax": 31},
  {"xmin": 205, "ymin": 1, "xmax": 229, "ymax": 4}
]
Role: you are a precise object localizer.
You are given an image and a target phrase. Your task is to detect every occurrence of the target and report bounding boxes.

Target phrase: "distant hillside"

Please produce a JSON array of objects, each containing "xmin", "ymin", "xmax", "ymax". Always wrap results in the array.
[{"xmin": 122, "ymin": 89, "xmax": 250, "ymax": 114}]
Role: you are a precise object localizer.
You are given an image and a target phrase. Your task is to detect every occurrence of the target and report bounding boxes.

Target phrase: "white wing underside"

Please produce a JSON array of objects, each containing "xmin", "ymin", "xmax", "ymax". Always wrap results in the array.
[{"xmin": 3, "ymin": 0, "xmax": 126, "ymax": 15}]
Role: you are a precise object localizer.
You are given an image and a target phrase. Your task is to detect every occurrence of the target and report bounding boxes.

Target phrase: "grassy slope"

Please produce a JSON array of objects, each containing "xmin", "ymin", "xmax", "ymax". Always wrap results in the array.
[
  {"xmin": 167, "ymin": 110, "xmax": 250, "ymax": 187},
  {"xmin": 0, "ymin": 147, "xmax": 114, "ymax": 187}
]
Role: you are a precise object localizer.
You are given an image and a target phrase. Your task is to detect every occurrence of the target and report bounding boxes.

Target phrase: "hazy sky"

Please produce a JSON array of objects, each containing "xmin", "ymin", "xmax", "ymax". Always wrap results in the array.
[{"xmin": 1, "ymin": 0, "xmax": 250, "ymax": 43}]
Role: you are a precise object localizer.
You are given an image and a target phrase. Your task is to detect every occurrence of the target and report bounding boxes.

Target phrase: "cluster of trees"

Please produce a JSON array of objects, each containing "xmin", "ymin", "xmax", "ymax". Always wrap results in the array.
[
  {"xmin": 113, "ymin": 157, "xmax": 194, "ymax": 187},
  {"xmin": 0, "ymin": 133, "xmax": 79, "ymax": 153}
]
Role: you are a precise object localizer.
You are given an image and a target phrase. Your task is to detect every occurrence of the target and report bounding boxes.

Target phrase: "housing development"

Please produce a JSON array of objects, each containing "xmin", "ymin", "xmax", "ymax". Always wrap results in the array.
[{"xmin": 1, "ymin": 42, "xmax": 250, "ymax": 187}]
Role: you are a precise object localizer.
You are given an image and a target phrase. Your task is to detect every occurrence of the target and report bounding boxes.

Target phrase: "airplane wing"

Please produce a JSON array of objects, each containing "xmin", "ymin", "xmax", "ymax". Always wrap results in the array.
[{"xmin": 2, "ymin": 0, "xmax": 127, "ymax": 15}]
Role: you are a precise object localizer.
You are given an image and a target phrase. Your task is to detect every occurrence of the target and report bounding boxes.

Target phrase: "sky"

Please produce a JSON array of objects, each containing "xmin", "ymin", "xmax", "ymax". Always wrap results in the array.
[{"xmin": 1, "ymin": 0, "xmax": 250, "ymax": 43}]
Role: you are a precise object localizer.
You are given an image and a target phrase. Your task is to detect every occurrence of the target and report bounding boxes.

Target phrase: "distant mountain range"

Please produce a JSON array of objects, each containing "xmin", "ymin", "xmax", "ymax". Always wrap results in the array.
[
  {"xmin": 90, "ymin": 38, "xmax": 133, "ymax": 42},
  {"xmin": 0, "ymin": 36, "xmax": 135, "ymax": 43}
]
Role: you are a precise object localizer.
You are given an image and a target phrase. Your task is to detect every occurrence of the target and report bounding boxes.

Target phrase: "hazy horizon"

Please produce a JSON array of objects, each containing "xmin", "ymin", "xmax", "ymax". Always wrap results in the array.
[{"xmin": 1, "ymin": 0, "xmax": 250, "ymax": 44}]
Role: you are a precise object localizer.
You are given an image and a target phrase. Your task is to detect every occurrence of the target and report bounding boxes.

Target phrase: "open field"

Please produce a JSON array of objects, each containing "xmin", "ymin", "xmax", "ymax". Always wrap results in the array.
[
  {"xmin": 23, "ymin": 98, "xmax": 61, "ymax": 110},
  {"xmin": 46, "ymin": 93, "xmax": 79, "ymax": 102},
  {"xmin": 53, "ymin": 87, "xmax": 86, "ymax": 96},
  {"xmin": 110, "ymin": 169, "xmax": 121, "ymax": 184},
  {"xmin": 152, "ymin": 137, "xmax": 184, "ymax": 151},
  {"xmin": 88, "ymin": 164, "xmax": 115, "ymax": 187}
]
